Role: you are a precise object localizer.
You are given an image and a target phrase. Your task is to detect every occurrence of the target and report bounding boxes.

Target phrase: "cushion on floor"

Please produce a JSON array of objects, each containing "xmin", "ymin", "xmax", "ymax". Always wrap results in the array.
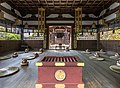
[
  {"xmin": 89, "ymin": 56, "xmax": 105, "ymax": 61},
  {"xmin": 109, "ymin": 65, "xmax": 120, "ymax": 73},
  {"xmin": 0, "ymin": 56, "xmax": 11, "ymax": 60},
  {"xmin": 0, "ymin": 67, "xmax": 19, "ymax": 77},
  {"xmin": 81, "ymin": 51, "xmax": 91, "ymax": 54},
  {"xmin": 23, "ymin": 56, "xmax": 35, "ymax": 60}
]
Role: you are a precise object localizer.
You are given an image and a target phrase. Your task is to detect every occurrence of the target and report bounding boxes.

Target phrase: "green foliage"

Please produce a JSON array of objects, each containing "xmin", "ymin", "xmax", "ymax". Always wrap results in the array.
[
  {"xmin": 0, "ymin": 27, "xmax": 5, "ymax": 32},
  {"xmin": 0, "ymin": 32, "xmax": 21, "ymax": 40}
]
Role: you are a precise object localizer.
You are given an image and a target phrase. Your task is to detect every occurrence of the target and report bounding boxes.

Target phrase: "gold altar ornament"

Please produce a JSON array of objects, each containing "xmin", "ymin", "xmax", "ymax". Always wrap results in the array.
[{"xmin": 55, "ymin": 70, "xmax": 66, "ymax": 81}]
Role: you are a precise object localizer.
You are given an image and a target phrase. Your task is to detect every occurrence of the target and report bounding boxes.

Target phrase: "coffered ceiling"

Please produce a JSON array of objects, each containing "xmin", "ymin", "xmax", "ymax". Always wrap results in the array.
[{"xmin": 1, "ymin": 0, "xmax": 117, "ymax": 16}]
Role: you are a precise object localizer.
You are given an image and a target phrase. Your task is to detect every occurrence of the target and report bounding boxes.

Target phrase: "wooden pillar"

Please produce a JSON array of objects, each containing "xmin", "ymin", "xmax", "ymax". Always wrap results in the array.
[
  {"xmin": 5, "ymin": 20, "xmax": 7, "ymax": 32},
  {"xmin": 38, "ymin": 7, "xmax": 46, "ymax": 49},
  {"xmin": 21, "ymin": 20, "xmax": 24, "ymax": 41},
  {"xmin": 46, "ymin": 25, "xmax": 49, "ymax": 49},
  {"xmin": 97, "ymin": 20, "xmax": 100, "ymax": 50},
  {"xmin": 10, "ymin": 23, "xmax": 12, "ymax": 32},
  {"xmin": 74, "ymin": 7, "xmax": 82, "ymax": 49}
]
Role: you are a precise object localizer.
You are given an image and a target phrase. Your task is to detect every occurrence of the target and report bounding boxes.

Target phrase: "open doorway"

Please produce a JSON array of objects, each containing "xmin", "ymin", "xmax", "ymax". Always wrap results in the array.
[{"xmin": 49, "ymin": 26, "xmax": 72, "ymax": 50}]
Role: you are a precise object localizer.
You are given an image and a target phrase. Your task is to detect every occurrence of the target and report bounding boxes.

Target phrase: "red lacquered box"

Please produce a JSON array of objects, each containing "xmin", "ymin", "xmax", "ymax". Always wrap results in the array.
[{"xmin": 36, "ymin": 56, "xmax": 84, "ymax": 88}]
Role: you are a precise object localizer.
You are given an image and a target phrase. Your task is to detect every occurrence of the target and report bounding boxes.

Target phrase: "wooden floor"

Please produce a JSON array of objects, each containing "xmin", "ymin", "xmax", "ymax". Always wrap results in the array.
[{"xmin": 0, "ymin": 50, "xmax": 120, "ymax": 88}]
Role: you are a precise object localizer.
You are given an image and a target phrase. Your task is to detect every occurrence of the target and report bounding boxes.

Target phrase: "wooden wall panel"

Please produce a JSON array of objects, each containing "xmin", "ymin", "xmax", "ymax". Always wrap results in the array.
[
  {"xmin": 0, "ymin": 40, "xmax": 21, "ymax": 55},
  {"xmin": 23, "ymin": 40, "xmax": 43, "ymax": 50},
  {"xmin": 100, "ymin": 40, "xmax": 120, "ymax": 53},
  {"xmin": 77, "ymin": 40, "xmax": 97, "ymax": 50}
]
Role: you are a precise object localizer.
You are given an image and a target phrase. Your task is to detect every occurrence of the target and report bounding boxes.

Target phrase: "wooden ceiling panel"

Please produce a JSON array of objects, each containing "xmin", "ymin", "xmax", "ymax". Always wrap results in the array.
[{"xmin": 1, "ymin": 0, "xmax": 117, "ymax": 16}]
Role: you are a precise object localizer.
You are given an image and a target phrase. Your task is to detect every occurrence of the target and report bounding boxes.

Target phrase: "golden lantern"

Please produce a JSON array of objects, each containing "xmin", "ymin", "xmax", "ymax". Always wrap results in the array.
[
  {"xmin": 24, "ymin": 22, "xmax": 28, "ymax": 28},
  {"xmin": 92, "ymin": 22, "xmax": 96, "ymax": 29}
]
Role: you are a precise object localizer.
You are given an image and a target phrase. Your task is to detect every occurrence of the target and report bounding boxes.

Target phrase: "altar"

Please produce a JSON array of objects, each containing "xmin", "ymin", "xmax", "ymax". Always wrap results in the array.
[{"xmin": 36, "ymin": 56, "xmax": 84, "ymax": 88}]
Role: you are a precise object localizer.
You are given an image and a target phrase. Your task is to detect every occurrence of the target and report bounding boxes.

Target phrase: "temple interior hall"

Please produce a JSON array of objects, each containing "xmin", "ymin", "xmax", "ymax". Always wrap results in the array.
[{"xmin": 0, "ymin": 0, "xmax": 120, "ymax": 88}]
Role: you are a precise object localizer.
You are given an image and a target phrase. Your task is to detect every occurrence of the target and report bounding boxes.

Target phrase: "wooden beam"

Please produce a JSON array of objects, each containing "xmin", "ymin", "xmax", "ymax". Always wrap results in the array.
[
  {"xmin": 72, "ymin": 0, "xmax": 75, "ymax": 7},
  {"xmin": 2, "ymin": 1, "xmax": 26, "ymax": 17},
  {"xmin": 102, "ymin": 0, "xmax": 113, "ymax": 7},
  {"xmin": 103, "ymin": 0, "xmax": 117, "ymax": 12},
  {"xmin": 83, "ymin": 0, "xmax": 90, "ymax": 7},
  {"xmin": 31, "ymin": 0, "xmax": 38, "ymax": 8},
  {"xmin": 17, "ymin": 0, "xmax": 28, "ymax": 16},
  {"xmin": 59, "ymin": 0, "xmax": 61, "ymax": 8},
  {"xmin": 22, "ymin": 16, "xmax": 98, "ymax": 21},
  {"xmin": 90, "ymin": 0, "xmax": 97, "ymax": 6},
  {"xmin": 24, "ymin": 0, "xmax": 31, "ymax": 11},
  {"xmin": 66, "ymin": 0, "xmax": 68, "ymax": 7},
  {"xmin": 46, "ymin": 23, "xmax": 74, "ymax": 25},
  {"xmin": 0, "ymin": 5, "xmax": 22, "ymax": 20},
  {"xmin": 93, "ymin": 0, "xmax": 105, "ymax": 16},
  {"xmin": 96, "ymin": 0, "xmax": 104, "ymax": 7},
  {"xmin": 45, "ymin": 0, "xmax": 48, "ymax": 7},
  {"xmin": 37, "ymin": 0, "xmax": 43, "ymax": 7},
  {"xmin": 52, "ymin": 0, "xmax": 55, "ymax": 7},
  {"xmin": 99, "ymin": 6, "xmax": 120, "ymax": 20}
]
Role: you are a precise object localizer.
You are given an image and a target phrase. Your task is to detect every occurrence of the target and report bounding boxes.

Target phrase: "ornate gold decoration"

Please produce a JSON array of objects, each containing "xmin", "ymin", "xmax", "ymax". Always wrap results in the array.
[
  {"xmin": 55, "ymin": 84, "xmax": 65, "ymax": 88},
  {"xmin": 38, "ymin": 8, "xmax": 45, "ymax": 33},
  {"xmin": 55, "ymin": 70, "xmax": 66, "ymax": 81},
  {"xmin": 36, "ymin": 84, "xmax": 42, "ymax": 88},
  {"xmin": 77, "ymin": 84, "xmax": 84, "ymax": 88},
  {"xmin": 55, "ymin": 62, "xmax": 65, "ymax": 66},
  {"xmin": 77, "ymin": 63, "xmax": 85, "ymax": 66},
  {"xmin": 75, "ymin": 7, "xmax": 82, "ymax": 33},
  {"xmin": 36, "ymin": 62, "xmax": 43, "ymax": 66}
]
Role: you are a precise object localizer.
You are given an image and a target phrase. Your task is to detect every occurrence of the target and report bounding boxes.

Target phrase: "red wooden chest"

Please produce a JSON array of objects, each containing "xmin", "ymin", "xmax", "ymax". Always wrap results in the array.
[{"xmin": 36, "ymin": 56, "xmax": 84, "ymax": 88}]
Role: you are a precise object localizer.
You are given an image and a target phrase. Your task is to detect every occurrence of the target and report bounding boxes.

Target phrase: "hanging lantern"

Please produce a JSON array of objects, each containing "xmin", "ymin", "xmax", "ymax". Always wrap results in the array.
[
  {"xmin": 0, "ymin": 10, "xmax": 4, "ymax": 19},
  {"xmin": 24, "ymin": 22, "xmax": 28, "ymax": 28},
  {"xmin": 99, "ymin": 19, "xmax": 105, "ymax": 25},
  {"xmin": 12, "ymin": 23, "xmax": 17, "ymax": 28},
  {"xmin": 15, "ymin": 19, "xmax": 22, "ymax": 25},
  {"xmin": 12, "ymin": 19, "xmax": 22, "ymax": 28},
  {"xmin": 92, "ymin": 22, "xmax": 96, "ymax": 29},
  {"xmin": 13, "ymin": 19, "xmax": 22, "ymax": 26}
]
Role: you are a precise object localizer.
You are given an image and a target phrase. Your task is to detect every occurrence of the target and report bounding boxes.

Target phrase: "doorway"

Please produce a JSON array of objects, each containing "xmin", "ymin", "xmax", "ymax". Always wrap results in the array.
[{"xmin": 49, "ymin": 26, "xmax": 72, "ymax": 50}]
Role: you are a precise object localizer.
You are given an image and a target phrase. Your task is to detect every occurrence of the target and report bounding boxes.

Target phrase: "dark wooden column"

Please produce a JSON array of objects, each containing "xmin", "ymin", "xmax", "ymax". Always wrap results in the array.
[
  {"xmin": 5, "ymin": 21, "xmax": 7, "ymax": 32},
  {"xmin": 97, "ymin": 20, "xmax": 100, "ymax": 50},
  {"xmin": 46, "ymin": 25, "xmax": 49, "ymax": 49},
  {"xmin": 21, "ymin": 20, "xmax": 24, "ymax": 41}
]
